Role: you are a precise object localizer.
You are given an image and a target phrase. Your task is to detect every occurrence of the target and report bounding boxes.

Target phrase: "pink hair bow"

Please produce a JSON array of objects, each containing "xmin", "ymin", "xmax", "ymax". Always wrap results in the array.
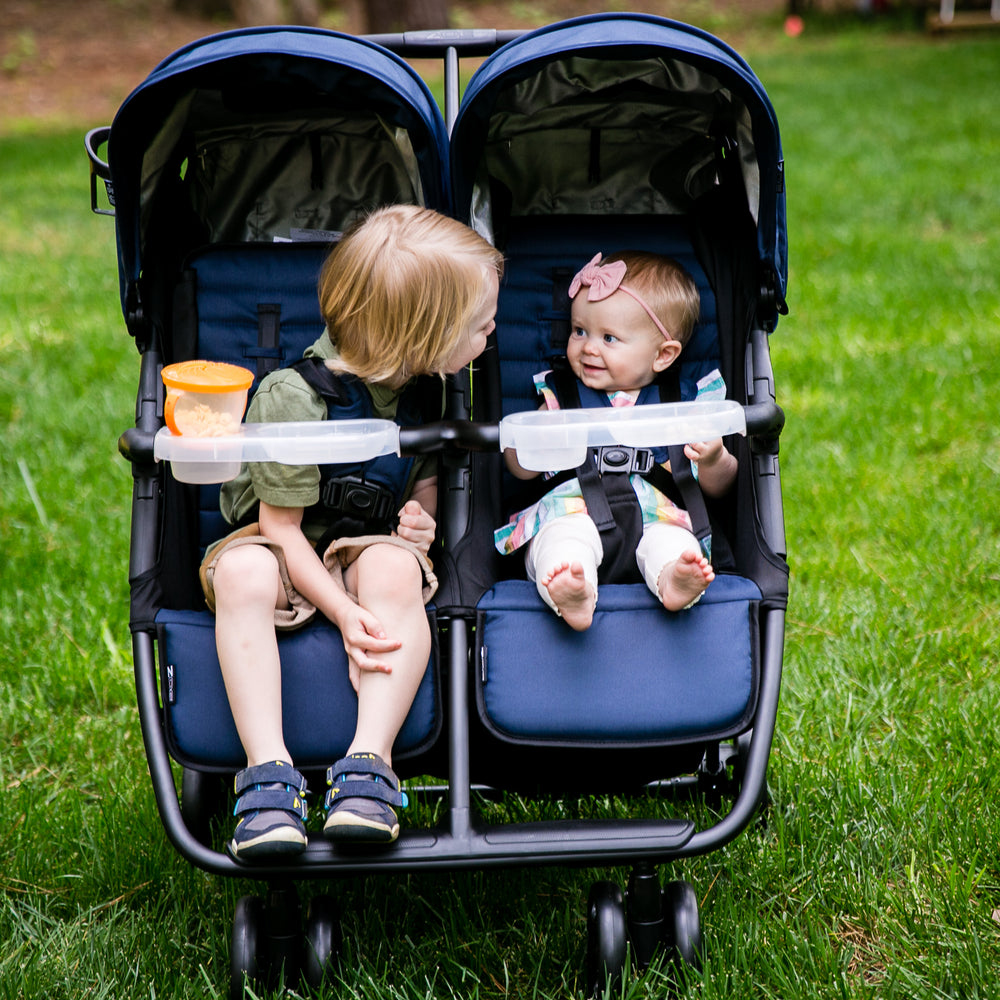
[
  {"xmin": 567, "ymin": 252, "xmax": 672, "ymax": 341},
  {"xmin": 568, "ymin": 253, "xmax": 628, "ymax": 302}
]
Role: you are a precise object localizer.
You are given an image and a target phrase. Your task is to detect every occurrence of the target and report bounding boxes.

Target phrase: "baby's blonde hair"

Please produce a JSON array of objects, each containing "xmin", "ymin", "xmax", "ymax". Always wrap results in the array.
[
  {"xmin": 603, "ymin": 251, "xmax": 701, "ymax": 347},
  {"xmin": 319, "ymin": 204, "xmax": 504, "ymax": 383}
]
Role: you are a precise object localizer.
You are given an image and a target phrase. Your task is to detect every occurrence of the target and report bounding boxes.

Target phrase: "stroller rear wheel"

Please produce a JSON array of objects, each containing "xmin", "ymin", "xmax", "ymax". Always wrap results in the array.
[{"xmin": 585, "ymin": 880, "xmax": 628, "ymax": 997}]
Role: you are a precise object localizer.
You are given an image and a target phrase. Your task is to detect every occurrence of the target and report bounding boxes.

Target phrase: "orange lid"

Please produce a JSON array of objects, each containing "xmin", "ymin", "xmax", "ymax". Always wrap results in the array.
[{"xmin": 161, "ymin": 360, "xmax": 254, "ymax": 393}]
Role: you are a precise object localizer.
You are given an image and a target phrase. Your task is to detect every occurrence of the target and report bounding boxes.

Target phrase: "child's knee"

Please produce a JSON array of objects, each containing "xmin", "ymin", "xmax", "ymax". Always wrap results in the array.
[
  {"xmin": 213, "ymin": 544, "xmax": 281, "ymax": 607},
  {"xmin": 355, "ymin": 543, "xmax": 423, "ymax": 601}
]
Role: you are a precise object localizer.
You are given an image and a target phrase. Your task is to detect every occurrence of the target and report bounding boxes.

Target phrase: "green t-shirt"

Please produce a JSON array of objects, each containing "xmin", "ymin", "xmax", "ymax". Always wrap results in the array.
[{"xmin": 220, "ymin": 331, "xmax": 439, "ymax": 544}]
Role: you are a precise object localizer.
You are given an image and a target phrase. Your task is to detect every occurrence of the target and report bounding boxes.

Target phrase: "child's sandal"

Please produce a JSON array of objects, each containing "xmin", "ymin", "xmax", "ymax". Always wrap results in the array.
[
  {"xmin": 228, "ymin": 761, "xmax": 309, "ymax": 860},
  {"xmin": 323, "ymin": 752, "xmax": 408, "ymax": 844}
]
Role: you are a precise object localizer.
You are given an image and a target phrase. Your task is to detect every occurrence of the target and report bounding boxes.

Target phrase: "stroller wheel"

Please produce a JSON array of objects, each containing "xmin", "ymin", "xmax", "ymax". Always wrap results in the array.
[
  {"xmin": 586, "ymin": 880, "xmax": 627, "ymax": 997},
  {"xmin": 230, "ymin": 895, "xmax": 266, "ymax": 1000},
  {"xmin": 302, "ymin": 894, "xmax": 342, "ymax": 989},
  {"xmin": 662, "ymin": 880, "xmax": 702, "ymax": 972}
]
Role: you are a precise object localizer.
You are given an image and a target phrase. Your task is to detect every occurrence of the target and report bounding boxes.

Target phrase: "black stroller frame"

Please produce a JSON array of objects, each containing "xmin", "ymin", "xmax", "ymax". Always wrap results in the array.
[{"xmin": 88, "ymin": 16, "xmax": 788, "ymax": 997}]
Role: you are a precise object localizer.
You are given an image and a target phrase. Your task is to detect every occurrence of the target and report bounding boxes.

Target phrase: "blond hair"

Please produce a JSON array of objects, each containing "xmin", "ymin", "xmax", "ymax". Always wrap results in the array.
[
  {"xmin": 602, "ymin": 251, "xmax": 701, "ymax": 346},
  {"xmin": 318, "ymin": 204, "xmax": 504, "ymax": 383}
]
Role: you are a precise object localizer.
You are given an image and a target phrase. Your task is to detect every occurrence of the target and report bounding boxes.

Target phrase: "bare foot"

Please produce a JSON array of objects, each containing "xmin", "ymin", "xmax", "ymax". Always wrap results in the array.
[
  {"xmin": 543, "ymin": 561, "xmax": 597, "ymax": 631},
  {"xmin": 657, "ymin": 550, "xmax": 714, "ymax": 611}
]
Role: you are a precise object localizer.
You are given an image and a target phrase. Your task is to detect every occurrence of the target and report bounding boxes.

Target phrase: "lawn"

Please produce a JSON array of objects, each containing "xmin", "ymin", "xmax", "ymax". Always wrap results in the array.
[{"xmin": 1, "ymin": 22, "xmax": 999, "ymax": 1000}]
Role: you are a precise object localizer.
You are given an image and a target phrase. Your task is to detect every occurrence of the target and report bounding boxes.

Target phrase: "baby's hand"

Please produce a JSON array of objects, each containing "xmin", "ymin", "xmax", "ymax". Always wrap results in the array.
[
  {"xmin": 684, "ymin": 438, "xmax": 725, "ymax": 468},
  {"xmin": 684, "ymin": 437, "xmax": 737, "ymax": 498},
  {"xmin": 394, "ymin": 499, "xmax": 436, "ymax": 556}
]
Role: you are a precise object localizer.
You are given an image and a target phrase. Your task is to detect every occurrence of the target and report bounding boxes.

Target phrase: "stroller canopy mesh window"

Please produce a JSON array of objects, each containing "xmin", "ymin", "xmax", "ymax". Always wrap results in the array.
[{"xmin": 477, "ymin": 54, "xmax": 759, "ymax": 221}]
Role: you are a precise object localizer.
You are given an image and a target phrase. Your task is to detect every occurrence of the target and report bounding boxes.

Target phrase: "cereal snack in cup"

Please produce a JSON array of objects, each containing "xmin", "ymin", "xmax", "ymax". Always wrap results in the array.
[{"xmin": 161, "ymin": 361, "xmax": 253, "ymax": 437}]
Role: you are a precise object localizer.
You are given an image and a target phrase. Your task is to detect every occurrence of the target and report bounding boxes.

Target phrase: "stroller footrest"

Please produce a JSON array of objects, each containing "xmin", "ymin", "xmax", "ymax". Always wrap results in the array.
[{"xmin": 475, "ymin": 575, "xmax": 761, "ymax": 749}]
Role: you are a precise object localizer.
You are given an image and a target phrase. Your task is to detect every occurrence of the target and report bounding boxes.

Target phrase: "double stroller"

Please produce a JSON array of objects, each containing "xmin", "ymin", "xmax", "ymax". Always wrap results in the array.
[{"xmin": 87, "ymin": 13, "xmax": 789, "ymax": 996}]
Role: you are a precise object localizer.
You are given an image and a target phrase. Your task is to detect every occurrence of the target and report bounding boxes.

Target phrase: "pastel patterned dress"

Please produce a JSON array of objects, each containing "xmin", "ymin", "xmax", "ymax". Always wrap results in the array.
[{"xmin": 494, "ymin": 369, "xmax": 726, "ymax": 555}]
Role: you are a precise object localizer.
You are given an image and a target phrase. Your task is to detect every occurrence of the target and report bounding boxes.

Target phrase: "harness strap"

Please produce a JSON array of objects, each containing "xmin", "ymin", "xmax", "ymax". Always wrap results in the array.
[
  {"xmin": 254, "ymin": 303, "xmax": 282, "ymax": 379},
  {"xmin": 656, "ymin": 449, "xmax": 713, "ymax": 562},
  {"xmin": 289, "ymin": 355, "xmax": 349, "ymax": 403},
  {"xmin": 547, "ymin": 366, "xmax": 713, "ymax": 575}
]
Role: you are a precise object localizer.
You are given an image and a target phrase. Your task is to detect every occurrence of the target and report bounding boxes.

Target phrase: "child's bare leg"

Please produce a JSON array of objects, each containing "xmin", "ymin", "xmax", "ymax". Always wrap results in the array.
[
  {"xmin": 344, "ymin": 543, "xmax": 431, "ymax": 766},
  {"xmin": 213, "ymin": 543, "xmax": 307, "ymax": 859},
  {"xmin": 325, "ymin": 543, "xmax": 429, "ymax": 842},
  {"xmin": 542, "ymin": 561, "xmax": 597, "ymax": 631},
  {"xmin": 637, "ymin": 522, "xmax": 713, "ymax": 613},
  {"xmin": 212, "ymin": 544, "xmax": 292, "ymax": 766},
  {"xmin": 525, "ymin": 513, "xmax": 602, "ymax": 631}
]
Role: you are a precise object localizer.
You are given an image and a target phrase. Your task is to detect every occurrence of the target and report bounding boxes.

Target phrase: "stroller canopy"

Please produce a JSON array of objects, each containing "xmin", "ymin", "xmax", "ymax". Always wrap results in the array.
[
  {"xmin": 452, "ymin": 14, "xmax": 787, "ymax": 328},
  {"xmin": 106, "ymin": 27, "xmax": 449, "ymax": 314}
]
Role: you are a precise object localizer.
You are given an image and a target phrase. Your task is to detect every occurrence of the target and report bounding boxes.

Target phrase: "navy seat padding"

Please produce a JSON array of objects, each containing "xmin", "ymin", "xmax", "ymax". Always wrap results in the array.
[
  {"xmin": 475, "ymin": 574, "xmax": 759, "ymax": 747},
  {"xmin": 179, "ymin": 242, "xmax": 329, "ymax": 551},
  {"xmin": 186, "ymin": 242, "xmax": 329, "ymax": 379},
  {"xmin": 496, "ymin": 216, "xmax": 720, "ymax": 418},
  {"xmin": 156, "ymin": 608, "xmax": 440, "ymax": 771}
]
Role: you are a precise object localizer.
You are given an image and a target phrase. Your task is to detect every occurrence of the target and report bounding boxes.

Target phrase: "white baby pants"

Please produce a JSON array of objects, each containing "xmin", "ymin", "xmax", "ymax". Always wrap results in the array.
[{"xmin": 525, "ymin": 512, "xmax": 700, "ymax": 614}]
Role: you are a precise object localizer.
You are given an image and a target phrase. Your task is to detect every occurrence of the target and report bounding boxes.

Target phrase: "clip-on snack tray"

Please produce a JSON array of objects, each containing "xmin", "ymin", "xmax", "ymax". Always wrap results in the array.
[{"xmin": 154, "ymin": 400, "xmax": 750, "ymax": 483}]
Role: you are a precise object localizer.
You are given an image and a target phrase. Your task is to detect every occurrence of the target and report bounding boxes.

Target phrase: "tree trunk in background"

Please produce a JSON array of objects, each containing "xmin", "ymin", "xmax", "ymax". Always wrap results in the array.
[
  {"xmin": 173, "ymin": 0, "xmax": 231, "ymax": 15},
  {"xmin": 173, "ymin": 0, "xmax": 320, "ymax": 24},
  {"xmin": 362, "ymin": 0, "xmax": 450, "ymax": 31}
]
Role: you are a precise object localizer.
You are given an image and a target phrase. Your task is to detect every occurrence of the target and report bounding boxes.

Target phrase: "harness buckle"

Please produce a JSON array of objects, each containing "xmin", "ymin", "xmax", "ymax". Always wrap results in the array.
[
  {"xmin": 596, "ymin": 445, "xmax": 654, "ymax": 476},
  {"xmin": 321, "ymin": 476, "xmax": 395, "ymax": 524}
]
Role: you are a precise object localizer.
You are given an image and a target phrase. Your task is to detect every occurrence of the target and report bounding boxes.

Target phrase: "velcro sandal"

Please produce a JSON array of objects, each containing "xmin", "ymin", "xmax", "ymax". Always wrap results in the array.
[
  {"xmin": 228, "ymin": 761, "xmax": 309, "ymax": 860},
  {"xmin": 323, "ymin": 753, "xmax": 408, "ymax": 844}
]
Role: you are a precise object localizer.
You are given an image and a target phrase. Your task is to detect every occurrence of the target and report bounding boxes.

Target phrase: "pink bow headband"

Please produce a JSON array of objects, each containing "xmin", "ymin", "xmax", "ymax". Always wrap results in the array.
[{"xmin": 568, "ymin": 253, "xmax": 673, "ymax": 341}]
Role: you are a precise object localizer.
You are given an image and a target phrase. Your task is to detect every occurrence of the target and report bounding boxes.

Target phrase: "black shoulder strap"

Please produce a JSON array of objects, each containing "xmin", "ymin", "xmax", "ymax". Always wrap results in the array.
[
  {"xmin": 655, "ymin": 364, "xmax": 681, "ymax": 404},
  {"xmin": 289, "ymin": 356, "xmax": 349, "ymax": 405},
  {"xmin": 547, "ymin": 366, "xmax": 580, "ymax": 409},
  {"xmin": 657, "ymin": 448, "xmax": 713, "ymax": 561}
]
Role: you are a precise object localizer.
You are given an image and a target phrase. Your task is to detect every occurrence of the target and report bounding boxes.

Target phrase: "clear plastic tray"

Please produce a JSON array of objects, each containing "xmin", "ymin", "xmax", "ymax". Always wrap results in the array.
[
  {"xmin": 498, "ymin": 400, "xmax": 746, "ymax": 471},
  {"xmin": 153, "ymin": 400, "xmax": 746, "ymax": 483},
  {"xmin": 154, "ymin": 419, "xmax": 400, "ymax": 484}
]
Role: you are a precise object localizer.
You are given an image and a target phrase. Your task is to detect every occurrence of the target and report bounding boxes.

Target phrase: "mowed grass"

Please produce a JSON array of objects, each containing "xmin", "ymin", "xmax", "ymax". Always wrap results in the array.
[{"xmin": 2, "ymin": 27, "xmax": 1000, "ymax": 1000}]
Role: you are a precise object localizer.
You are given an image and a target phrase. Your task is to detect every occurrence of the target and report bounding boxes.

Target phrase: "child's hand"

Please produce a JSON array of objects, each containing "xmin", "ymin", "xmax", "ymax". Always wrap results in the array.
[
  {"xmin": 684, "ymin": 437, "xmax": 737, "ymax": 498},
  {"xmin": 336, "ymin": 604, "xmax": 402, "ymax": 693},
  {"xmin": 684, "ymin": 438, "xmax": 725, "ymax": 468},
  {"xmin": 394, "ymin": 499, "xmax": 436, "ymax": 556}
]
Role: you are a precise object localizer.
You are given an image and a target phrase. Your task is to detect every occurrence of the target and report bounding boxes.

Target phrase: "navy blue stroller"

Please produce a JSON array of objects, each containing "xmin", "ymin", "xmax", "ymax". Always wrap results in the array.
[{"xmin": 87, "ymin": 14, "xmax": 788, "ymax": 997}]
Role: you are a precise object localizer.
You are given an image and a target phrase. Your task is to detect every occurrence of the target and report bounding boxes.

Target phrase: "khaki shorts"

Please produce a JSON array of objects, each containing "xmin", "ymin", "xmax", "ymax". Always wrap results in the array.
[{"xmin": 199, "ymin": 523, "xmax": 438, "ymax": 631}]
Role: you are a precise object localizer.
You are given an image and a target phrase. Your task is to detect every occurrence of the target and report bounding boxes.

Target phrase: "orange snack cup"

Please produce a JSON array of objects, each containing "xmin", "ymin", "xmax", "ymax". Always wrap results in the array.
[{"xmin": 161, "ymin": 361, "xmax": 253, "ymax": 437}]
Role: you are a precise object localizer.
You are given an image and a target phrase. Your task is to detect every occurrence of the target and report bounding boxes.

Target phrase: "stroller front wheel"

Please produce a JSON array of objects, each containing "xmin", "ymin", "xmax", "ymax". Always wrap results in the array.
[
  {"xmin": 662, "ymin": 880, "xmax": 703, "ymax": 972},
  {"xmin": 230, "ymin": 895, "xmax": 265, "ymax": 1000},
  {"xmin": 585, "ymin": 880, "xmax": 628, "ymax": 997},
  {"xmin": 302, "ymin": 894, "xmax": 342, "ymax": 989}
]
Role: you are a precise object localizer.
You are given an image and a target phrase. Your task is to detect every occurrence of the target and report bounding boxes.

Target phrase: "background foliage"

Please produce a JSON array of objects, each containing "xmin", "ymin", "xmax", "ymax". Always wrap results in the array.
[{"xmin": 1, "ymin": 22, "xmax": 999, "ymax": 1000}]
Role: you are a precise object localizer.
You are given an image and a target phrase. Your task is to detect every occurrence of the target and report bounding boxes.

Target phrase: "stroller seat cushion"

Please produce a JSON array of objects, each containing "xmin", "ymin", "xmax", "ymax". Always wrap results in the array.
[{"xmin": 156, "ymin": 609, "xmax": 441, "ymax": 771}]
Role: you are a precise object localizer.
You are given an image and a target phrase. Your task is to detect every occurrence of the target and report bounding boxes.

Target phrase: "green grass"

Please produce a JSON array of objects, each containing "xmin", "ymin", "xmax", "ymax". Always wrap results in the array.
[{"xmin": 3, "ymin": 28, "xmax": 1000, "ymax": 1000}]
